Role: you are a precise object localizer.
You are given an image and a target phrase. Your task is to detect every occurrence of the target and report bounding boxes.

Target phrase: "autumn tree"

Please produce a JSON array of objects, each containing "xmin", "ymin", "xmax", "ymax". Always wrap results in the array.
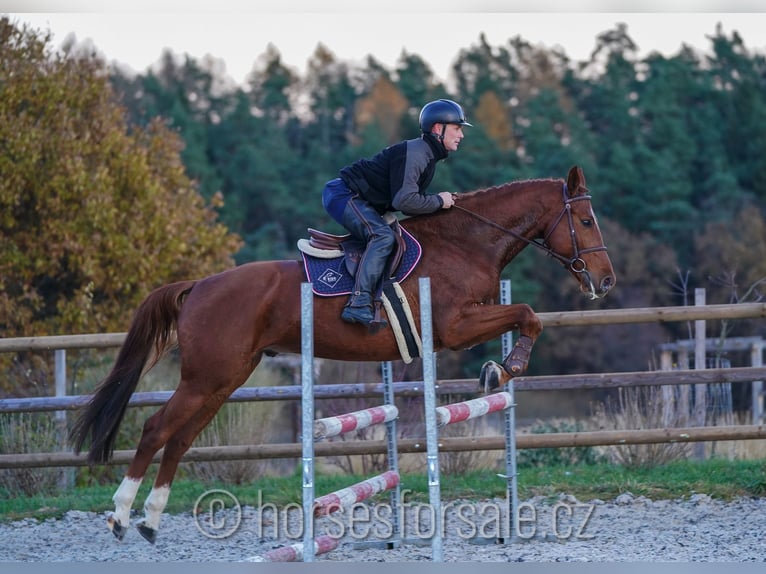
[
  {"xmin": 694, "ymin": 206, "xmax": 766, "ymax": 308},
  {"xmin": 353, "ymin": 76, "xmax": 409, "ymax": 146},
  {"xmin": 0, "ymin": 18, "xmax": 241, "ymax": 343}
]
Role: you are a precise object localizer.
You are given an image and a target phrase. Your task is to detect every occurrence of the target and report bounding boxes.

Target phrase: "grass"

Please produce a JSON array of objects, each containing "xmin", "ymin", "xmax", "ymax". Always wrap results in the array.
[{"xmin": 2, "ymin": 457, "xmax": 765, "ymax": 522}]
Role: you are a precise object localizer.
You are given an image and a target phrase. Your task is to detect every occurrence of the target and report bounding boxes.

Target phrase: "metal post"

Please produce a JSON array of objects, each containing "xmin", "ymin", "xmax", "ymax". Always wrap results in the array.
[
  {"xmin": 300, "ymin": 282, "xmax": 315, "ymax": 562},
  {"xmin": 419, "ymin": 277, "xmax": 443, "ymax": 562},
  {"xmin": 381, "ymin": 360, "xmax": 401, "ymax": 546},
  {"xmin": 499, "ymin": 279, "xmax": 518, "ymax": 543}
]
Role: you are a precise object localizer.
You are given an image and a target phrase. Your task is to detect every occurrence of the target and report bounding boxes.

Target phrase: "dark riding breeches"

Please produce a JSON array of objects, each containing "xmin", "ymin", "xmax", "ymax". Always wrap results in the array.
[{"xmin": 341, "ymin": 196, "xmax": 396, "ymax": 298}]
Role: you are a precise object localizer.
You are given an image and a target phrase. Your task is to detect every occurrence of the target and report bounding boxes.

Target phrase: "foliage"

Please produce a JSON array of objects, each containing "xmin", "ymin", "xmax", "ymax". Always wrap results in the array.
[
  {"xmin": 516, "ymin": 419, "xmax": 604, "ymax": 468},
  {"xmin": 0, "ymin": 19, "xmax": 241, "ymax": 340},
  {"xmin": 101, "ymin": 20, "xmax": 766, "ymax": 379},
  {"xmin": 0, "ymin": 19, "xmax": 241, "ymax": 394},
  {"xmin": 4, "ymin": 16, "xmax": 766, "ymax": 387}
]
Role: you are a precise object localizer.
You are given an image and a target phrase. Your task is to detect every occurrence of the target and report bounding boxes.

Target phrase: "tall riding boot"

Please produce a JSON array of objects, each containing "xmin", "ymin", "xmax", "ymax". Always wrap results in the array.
[
  {"xmin": 341, "ymin": 291, "xmax": 374, "ymax": 324},
  {"xmin": 339, "ymin": 196, "xmax": 396, "ymax": 326}
]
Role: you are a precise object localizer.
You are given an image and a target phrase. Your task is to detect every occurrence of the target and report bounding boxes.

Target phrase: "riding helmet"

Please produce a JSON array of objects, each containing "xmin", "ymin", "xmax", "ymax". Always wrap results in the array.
[{"xmin": 419, "ymin": 99, "xmax": 473, "ymax": 133}]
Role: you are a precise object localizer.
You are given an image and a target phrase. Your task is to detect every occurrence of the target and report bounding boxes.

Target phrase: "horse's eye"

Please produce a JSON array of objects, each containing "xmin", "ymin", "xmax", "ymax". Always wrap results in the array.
[{"xmin": 581, "ymin": 219, "xmax": 593, "ymax": 227}]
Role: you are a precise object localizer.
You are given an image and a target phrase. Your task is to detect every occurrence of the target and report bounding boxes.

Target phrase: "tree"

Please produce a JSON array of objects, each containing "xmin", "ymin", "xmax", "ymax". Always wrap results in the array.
[
  {"xmin": 394, "ymin": 51, "xmax": 444, "ymax": 107},
  {"xmin": 303, "ymin": 44, "xmax": 357, "ymax": 160},
  {"xmin": 473, "ymin": 90, "xmax": 515, "ymax": 151},
  {"xmin": 352, "ymin": 76, "xmax": 409, "ymax": 146},
  {"xmin": 694, "ymin": 206, "xmax": 766, "ymax": 304},
  {"xmin": 451, "ymin": 33, "xmax": 518, "ymax": 112},
  {"xmin": 0, "ymin": 18, "xmax": 241, "ymax": 342},
  {"xmin": 706, "ymin": 25, "xmax": 766, "ymax": 200}
]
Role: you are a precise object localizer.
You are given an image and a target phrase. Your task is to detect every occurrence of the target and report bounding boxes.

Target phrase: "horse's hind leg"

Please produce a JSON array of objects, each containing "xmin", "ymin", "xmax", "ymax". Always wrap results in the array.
[
  {"xmin": 132, "ymin": 385, "xmax": 239, "ymax": 544},
  {"xmin": 134, "ymin": 351, "xmax": 261, "ymax": 544},
  {"xmin": 107, "ymin": 384, "xmax": 217, "ymax": 540}
]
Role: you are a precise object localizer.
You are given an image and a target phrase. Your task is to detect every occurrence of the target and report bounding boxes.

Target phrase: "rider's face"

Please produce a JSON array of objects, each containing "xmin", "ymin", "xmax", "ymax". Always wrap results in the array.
[{"xmin": 437, "ymin": 123, "xmax": 465, "ymax": 152}]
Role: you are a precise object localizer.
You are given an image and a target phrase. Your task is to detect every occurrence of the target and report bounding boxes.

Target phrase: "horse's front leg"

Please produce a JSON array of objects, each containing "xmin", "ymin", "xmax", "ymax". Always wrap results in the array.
[{"xmin": 441, "ymin": 302, "xmax": 543, "ymax": 392}]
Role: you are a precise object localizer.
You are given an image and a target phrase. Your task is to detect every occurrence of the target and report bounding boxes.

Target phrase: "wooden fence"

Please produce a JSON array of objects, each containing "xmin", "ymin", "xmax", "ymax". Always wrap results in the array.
[{"xmin": 0, "ymin": 302, "xmax": 765, "ymax": 469}]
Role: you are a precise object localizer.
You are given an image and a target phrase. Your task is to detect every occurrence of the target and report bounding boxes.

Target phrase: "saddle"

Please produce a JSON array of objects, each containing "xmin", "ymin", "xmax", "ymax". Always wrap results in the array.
[
  {"xmin": 299, "ymin": 215, "xmax": 407, "ymax": 279},
  {"xmin": 297, "ymin": 221, "xmax": 424, "ymax": 361}
]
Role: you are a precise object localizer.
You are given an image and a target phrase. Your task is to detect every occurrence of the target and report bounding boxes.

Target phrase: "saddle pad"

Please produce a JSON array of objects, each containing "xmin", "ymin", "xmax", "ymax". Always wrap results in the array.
[{"xmin": 301, "ymin": 227, "xmax": 422, "ymax": 296}]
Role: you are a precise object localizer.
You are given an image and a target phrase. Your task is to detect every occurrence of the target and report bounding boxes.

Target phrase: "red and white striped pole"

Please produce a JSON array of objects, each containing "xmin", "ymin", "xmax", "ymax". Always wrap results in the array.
[
  {"xmin": 435, "ymin": 392, "xmax": 514, "ymax": 426},
  {"xmin": 247, "ymin": 535, "xmax": 339, "ymax": 562},
  {"xmin": 313, "ymin": 470, "xmax": 400, "ymax": 516},
  {"xmin": 314, "ymin": 404, "xmax": 399, "ymax": 440}
]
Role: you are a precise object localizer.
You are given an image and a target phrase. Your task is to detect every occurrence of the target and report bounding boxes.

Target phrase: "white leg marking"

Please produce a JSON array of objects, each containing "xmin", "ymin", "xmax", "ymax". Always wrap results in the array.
[
  {"xmin": 111, "ymin": 476, "xmax": 143, "ymax": 528},
  {"xmin": 142, "ymin": 485, "xmax": 171, "ymax": 530}
]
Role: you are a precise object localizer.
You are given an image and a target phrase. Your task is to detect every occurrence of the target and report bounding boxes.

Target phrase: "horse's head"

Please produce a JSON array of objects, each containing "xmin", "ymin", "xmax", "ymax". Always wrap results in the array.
[{"xmin": 542, "ymin": 166, "xmax": 616, "ymax": 299}]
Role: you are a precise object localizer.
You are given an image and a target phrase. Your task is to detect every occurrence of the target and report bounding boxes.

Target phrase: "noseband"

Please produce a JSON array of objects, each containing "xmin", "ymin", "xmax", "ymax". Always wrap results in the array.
[{"xmin": 453, "ymin": 182, "xmax": 608, "ymax": 274}]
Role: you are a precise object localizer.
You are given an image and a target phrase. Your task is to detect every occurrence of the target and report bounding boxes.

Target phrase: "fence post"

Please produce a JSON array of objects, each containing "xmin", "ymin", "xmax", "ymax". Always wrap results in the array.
[
  {"xmin": 752, "ymin": 341, "xmax": 764, "ymax": 425},
  {"xmin": 54, "ymin": 350, "xmax": 73, "ymax": 489},
  {"xmin": 693, "ymin": 288, "xmax": 707, "ymax": 459},
  {"xmin": 659, "ymin": 348, "xmax": 677, "ymax": 428}
]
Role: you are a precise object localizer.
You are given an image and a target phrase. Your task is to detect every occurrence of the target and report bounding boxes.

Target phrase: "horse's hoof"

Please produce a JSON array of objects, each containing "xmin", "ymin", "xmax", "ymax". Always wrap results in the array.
[
  {"xmin": 106, "ymin": 512, "xmax": 127, "ymax": 541},
  {"xmin": 479, "ymin": 361, "xmax": 505, "ymax": 392},
  {"xmin": 136, "ymin": 520, "xmax": 158, "ymax": 545}
]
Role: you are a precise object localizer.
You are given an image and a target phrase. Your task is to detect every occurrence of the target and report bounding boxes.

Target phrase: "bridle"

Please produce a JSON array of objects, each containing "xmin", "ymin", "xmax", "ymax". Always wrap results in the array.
[{"xmin": 452, "ymin": 182, "xmax": 608, "ymax": 275}]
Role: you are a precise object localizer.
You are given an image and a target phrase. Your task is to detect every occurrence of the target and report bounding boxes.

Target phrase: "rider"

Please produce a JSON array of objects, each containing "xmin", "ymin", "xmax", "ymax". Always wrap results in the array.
[{"xmin": 322, "ymin": 99, "xmax": 472, "ymax": 326}]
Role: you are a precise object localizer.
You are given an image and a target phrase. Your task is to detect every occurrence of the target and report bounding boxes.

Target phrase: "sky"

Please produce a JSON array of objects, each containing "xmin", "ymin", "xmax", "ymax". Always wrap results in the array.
[{"xmin": 5, "ymin": 2, "xmax": 766, "ymax": 87}]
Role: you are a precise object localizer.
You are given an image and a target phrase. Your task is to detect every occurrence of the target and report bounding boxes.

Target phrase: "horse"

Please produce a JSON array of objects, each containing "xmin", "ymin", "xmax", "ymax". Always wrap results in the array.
[{"xmin": 70, "ymin": 165, "xmax": 615, "ymax": 544}]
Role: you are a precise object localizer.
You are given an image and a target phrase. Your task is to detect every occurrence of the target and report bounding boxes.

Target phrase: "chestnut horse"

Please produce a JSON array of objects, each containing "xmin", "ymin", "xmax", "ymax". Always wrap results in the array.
[{"xmin": 70, "ymin": 165, "xmax": 615, "ymax": 544}]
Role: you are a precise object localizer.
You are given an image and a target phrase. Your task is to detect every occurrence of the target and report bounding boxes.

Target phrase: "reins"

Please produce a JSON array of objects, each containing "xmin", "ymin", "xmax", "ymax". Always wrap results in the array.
[{"xmin": 452, "ymin": 182, "xmax": 608, "ymax": 274}]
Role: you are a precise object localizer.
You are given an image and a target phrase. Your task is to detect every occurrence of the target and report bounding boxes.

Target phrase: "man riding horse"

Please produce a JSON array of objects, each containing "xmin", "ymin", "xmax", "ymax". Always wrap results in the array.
[{"xmin": 321, "ymin": 99, "xmax": 472, "ymax": 326}]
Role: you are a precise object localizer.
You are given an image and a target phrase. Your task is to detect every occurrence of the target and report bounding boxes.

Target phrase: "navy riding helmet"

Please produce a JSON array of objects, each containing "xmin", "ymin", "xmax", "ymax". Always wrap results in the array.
[{"xmin": 419, "ymin": 99, "xmax": 473, "ymax": 133}]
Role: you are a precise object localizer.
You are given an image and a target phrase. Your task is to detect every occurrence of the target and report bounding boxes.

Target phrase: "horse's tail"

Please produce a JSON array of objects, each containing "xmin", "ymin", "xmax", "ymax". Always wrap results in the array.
[{"xmin": 69, "ymin": 280, "xmax": 196, "ymax": 464}]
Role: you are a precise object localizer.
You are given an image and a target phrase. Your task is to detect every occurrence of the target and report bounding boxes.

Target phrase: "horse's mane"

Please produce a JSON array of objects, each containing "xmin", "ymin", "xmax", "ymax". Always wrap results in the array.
[
  {"xmin": 459, "ymin": 177, "xmax": 562, "ymax": 199},
  {"xmin": 401, "ymin": 177, "xmax": 563, "ymax": 237}
]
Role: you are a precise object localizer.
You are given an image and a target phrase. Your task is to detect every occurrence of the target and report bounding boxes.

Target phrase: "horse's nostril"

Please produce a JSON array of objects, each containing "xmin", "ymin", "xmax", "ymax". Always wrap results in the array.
[{"xmin": 601, "ymin": 276, "xmax": 614, "ymax": 291}]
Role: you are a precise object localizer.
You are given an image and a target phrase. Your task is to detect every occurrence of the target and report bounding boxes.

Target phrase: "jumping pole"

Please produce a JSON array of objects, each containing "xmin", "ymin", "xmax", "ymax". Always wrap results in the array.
[
  {"xmin": 500, "ymin": 278, "xmax": 519, "ymax": 543},
  {"xmin": 300, "ymin": 281, "xmax": 316, "ymax": 562}
]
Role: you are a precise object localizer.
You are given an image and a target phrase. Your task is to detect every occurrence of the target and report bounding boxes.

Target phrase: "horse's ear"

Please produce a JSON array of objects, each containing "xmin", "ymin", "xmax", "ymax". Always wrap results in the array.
[{"xmin": 566, "ymin": 165, "xmax": 586, "ymax": 197}]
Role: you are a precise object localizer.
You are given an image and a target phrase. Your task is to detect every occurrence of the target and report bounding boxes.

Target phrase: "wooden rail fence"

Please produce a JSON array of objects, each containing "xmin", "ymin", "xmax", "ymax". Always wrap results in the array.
[{"xmin": 1, "ymin": 302, "xmax": 764, "ymax": 469}]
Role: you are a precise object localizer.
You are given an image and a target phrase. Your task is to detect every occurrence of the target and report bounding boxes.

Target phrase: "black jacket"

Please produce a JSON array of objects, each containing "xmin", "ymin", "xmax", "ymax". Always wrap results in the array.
[{"xmin": 339, "ymin": 133, "xmax": 448, "ymax": 215}]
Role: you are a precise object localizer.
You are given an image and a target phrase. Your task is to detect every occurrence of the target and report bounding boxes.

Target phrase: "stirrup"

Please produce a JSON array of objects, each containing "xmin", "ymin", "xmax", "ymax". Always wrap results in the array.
[{"xmin": 341, "ymin": 304, "xmax": 374, "ymax": 325}]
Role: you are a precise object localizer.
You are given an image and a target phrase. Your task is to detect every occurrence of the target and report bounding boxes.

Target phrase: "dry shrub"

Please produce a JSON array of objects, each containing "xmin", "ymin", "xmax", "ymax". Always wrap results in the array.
[
  {"xmin": 702, "ymin": 410, "xmax": 766, "ymax": 460},
  {"xmin": 186, "ymin": 401, "xmax": 285, "ymax": 484},
  {"xmin": 0, "ymin": 413, "xmax": 62, "ymax": 496},
  {"xmin": 437, "ymin": 414, "xmax": 506, "ymax": 475},
  {"xmin": 319, "ymin": 422, "xmax": 391, "ymax": 476},
  {"xmin": 593, "ymin": 385, "xmax": 692, "ymax": 468}
]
